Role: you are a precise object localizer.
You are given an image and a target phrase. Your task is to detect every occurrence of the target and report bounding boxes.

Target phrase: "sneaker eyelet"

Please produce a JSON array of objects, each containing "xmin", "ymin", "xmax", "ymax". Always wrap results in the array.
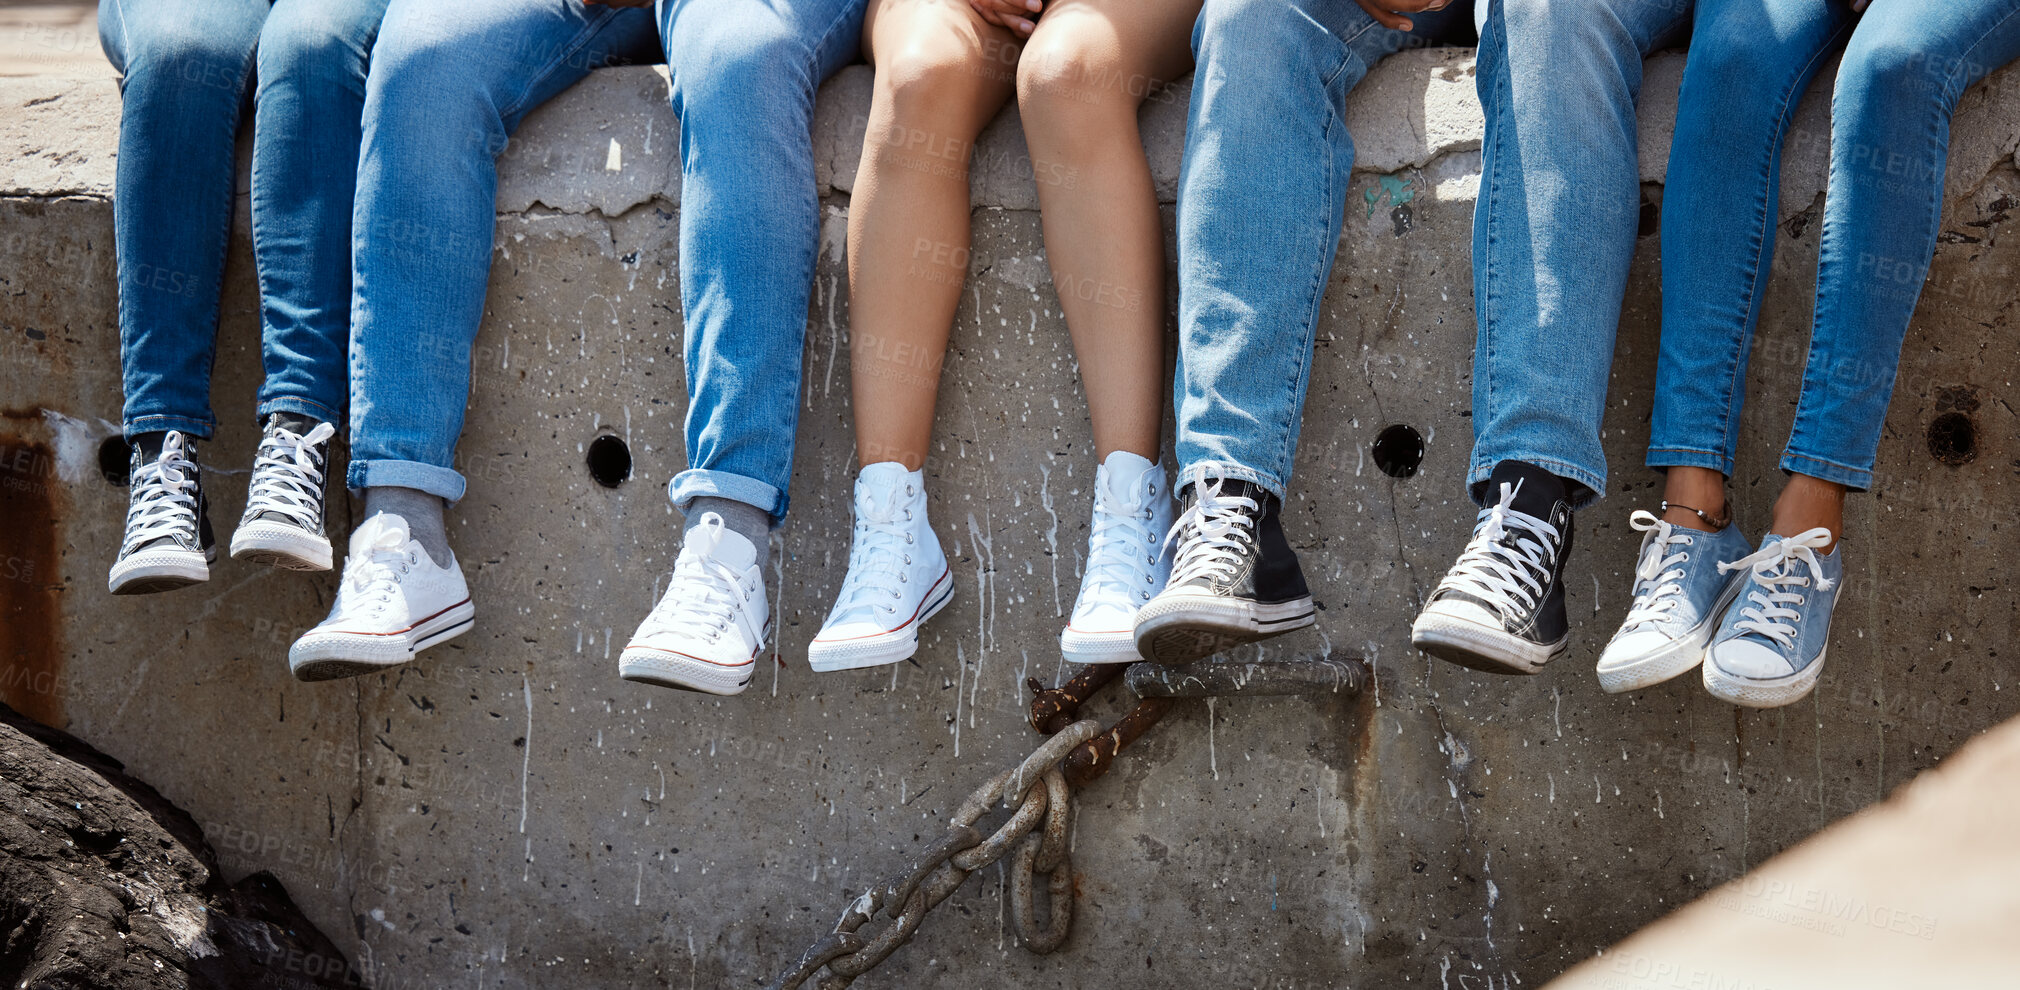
[{"xmin": 906, "ymin": 485, "xmax": 916, "ymax": 496}]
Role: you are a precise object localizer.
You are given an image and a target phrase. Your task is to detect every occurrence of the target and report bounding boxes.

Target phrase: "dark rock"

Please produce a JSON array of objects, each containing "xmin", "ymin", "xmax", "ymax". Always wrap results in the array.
[{"xmin": 0, "ymin": 704, "xmax": 359, "ymax": 990}]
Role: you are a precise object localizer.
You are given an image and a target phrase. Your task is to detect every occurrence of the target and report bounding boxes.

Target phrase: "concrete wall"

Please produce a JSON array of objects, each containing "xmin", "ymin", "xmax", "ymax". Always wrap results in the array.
[{"xmin": 4, "ymin": 47, "xmax": 2020, "ymax": 988}]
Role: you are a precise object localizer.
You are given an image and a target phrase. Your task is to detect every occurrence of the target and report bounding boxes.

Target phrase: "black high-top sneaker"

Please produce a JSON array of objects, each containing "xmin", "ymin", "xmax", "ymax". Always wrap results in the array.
[
  {"xmin": 1412, "ymin": 461, "xmax": 1575, "ymax": 674},
  {"xmin": 1131, "ymin": 478, "xmax": 1314, "ymax": 664},
  {"xmin": 108, "ymin": 430, "xmax": 214, "ymax": 594},
  {"xmin": 231, "ymin": 412, "xmax": 338, "ymax": 571}
]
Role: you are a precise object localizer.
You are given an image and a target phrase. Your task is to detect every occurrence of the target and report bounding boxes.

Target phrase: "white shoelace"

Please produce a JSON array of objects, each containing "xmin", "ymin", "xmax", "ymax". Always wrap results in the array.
[
  {"xmin": 1717, "ymin": 528, "xmax": 1835, "ymax": 650},
  {"xmin": 644, "ymin": 521, "xmax": 751, "ymax": 645},
  {"xmin": 1165, "ymin": 480, "xmax": 1258, "ymax": 588},
  {"xmin": 1432, "ymin": 480, "xmax": 1562, "ymax": 620},
  {"xmin": 246, "ymin": 421, "xmax": 336, "ymax": 528},
  {"xmin": 1618, "ymin": 510, "xmax": 1695, "ymax": 633},
  {"xmin": 1083, "ymin": 476, "xmax": 1161, "ymax": 603},
  {"xmin": 123, "ymin": 431, "xmax": 200, "ymax": 551},
  {"xmin": 341, "ymin": 526, "xmax": 418, "ymax": 620},
  {"xmin": 833, "ymin": 484, "xmax": 918, "ymax": 619}
]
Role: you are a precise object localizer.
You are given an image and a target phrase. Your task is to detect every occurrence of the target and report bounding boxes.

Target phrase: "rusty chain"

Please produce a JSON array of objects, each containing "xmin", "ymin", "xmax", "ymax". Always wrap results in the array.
[{"xmin": 767, "ymin": 653, "xmax": 1368, "ymax": 989}]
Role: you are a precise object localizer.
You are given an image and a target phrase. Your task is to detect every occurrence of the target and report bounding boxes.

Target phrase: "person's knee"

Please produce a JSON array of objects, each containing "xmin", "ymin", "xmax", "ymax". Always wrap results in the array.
[
  {"xmin": 1193, "ymin": 0, "xmax": 1313, "ymax": 74},
  {"xmin": 367, "ymin": 11, "xmax": 508, "ymax": 152},
  {"xmin": 257, "ymin": 6, "xmax": 369, "ymax": 93},
  {"xmin": 1016, "ymin": 33, "xmax": 1146, "ymax": 119},
  {"xmin": 1840, "ymin": 24, "xmax": 1953, "ymax": 105},
  {"xmin": 1496, "ymin": 0, "xmax": 1636, "ymax": 69},
  {"xmin": 120, "ymin": 14, "xmax": 256, "ymax": 93},
  {"xmin": 878, "ymin": 35, "xmax": 999, "ymax": 129},
  {"xmin": 669, "ymin": 21, "xmax": 809, "ymax": 136}
]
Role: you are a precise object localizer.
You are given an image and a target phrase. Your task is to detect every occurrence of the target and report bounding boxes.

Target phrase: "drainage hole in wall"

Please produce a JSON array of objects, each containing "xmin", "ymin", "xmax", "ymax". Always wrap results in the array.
[
  {"xmin": 98, "ymin": 436, "xmax": 132, "ymax": 488},
  {"xmin": 586, "ymin": 435, "xmax": 632, "ymax": 488},
  {"xmin": 1372, "ymin": 424, "xmax": 1425, "ymax": 479},
  {"xmin": 1927, "ymin": 412, "xmax": 1976, "ymax": 466}
]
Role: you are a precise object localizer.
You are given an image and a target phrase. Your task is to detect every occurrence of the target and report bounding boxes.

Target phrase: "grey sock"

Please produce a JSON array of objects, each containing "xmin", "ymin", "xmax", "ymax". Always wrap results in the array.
[
  {"xmin": 363, "ymin": 486, "xmax": 451, "ymax": 567},
  {"xmin": 685, "ymin": 496, "xmax": 771, "ymax": 568}
]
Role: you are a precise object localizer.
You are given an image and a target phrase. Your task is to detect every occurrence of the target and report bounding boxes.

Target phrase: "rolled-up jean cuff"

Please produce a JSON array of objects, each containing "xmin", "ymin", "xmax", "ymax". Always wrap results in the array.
[
  {"xmin": 256, "ymin": 395, "xmax": 344, "ymax": 429},
  {"xmin": 670, "ymin": 468, "xmax": 787, "ymax": 526},
  {"xmin": 347, "ymin": 458, "xmax": 467, "ymax": 502},
  {"xmin": 125, "ymin": 413, "xmax": 216, "ymax": 441},
  {"xmin": 1644, "ymin": 446, "xmax": 1734, "ymax": 478},
  {"xmin": 1779, "ymin": 450, "xmax": 1871, "ymax": 492},
  {"xmin": 1175, "ymin": 461, "xmax": 1285, "ymax": 500},
  {"xmin": 1466, "ymin": 452, "xmax": 1604, "ymax": 511}
]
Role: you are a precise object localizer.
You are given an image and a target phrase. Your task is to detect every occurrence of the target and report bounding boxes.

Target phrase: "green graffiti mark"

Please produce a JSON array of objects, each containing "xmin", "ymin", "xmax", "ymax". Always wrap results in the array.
[{"xmin": 1365, "ymin": 174, "xmax": 1417, "ymax": 217}]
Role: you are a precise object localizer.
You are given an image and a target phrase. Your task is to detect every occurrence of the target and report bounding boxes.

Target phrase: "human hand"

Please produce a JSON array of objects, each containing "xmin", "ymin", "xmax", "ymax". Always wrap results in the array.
[
  {"xmin": 1354, "ymin": 0, "xmax": 1452, "ymax": 32},
  {"xmin": 970, "ymin": 0, "xmax": 1042, "ymax": 37}
]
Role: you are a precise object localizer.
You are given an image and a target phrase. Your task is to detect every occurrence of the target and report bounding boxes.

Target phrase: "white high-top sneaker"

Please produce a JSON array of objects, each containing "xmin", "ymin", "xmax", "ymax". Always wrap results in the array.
[
  {"xmin": 808, "ymin": 462, "xmax": 952, "ymax": 672},
  {"xmin": 1062, "ymin": 451, "xmax": 1173, "ymax": 663},
  {"xmin": 288, "ymin": 513, "xmax": 474, "ymax": 681},
  {"xmin": 618, "ymin": 513, "xmax": 771, "ymax": 696}
]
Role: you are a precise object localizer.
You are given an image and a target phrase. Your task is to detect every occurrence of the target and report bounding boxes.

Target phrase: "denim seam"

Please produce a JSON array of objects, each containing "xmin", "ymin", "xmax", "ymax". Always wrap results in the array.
[
  {"xmin": 1282, "ymin": 45, "xmax": 1358, "ymax": 486},
  {"xmin": 1473, "ymin": 8, "xmax": 1507, "ymax": 479},
  {"xmin": 1779, "ymin": 450, "xmax": 1870, "ymax": 490},
  {"xmin": 257, "ymin": 393, "xmax": 344, "ymax": 425}
]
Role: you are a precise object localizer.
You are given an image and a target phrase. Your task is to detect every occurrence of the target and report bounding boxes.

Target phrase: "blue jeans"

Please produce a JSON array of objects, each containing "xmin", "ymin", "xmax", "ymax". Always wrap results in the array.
[
  {"xmin": 1651, "ymin": 0, "xmax": 2020, "ymax": 491},
  {"xmin": 346, "ymin": 0, "xmax": 867, "ymax": 518},
  {"xmin": 1466, "ymin": 0, "xmax": 1695, "ymax": 507},
  {"xmin": 1172, "ymin": 0, "xmax": 1474, "ymax": 496},
  {"xmin": 99, "ymin": 0, "xmax": 386, "ymax": 440}
]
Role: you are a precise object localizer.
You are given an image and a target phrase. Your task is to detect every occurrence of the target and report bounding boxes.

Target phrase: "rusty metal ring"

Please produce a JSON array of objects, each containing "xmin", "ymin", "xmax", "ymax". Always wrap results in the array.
[
  {"xmin": 879, "ymin": 824, "xmax": 980, "ymax": 919},
  {"xmin": 1033, "ymin": 766, "xmax": 1071, "ymax": 873},
  {"xmin": 950, "ymin": 776, "xmax": 1048, "ymax": 872},
  {"xmin": 1009, "ymin": 834, "xmax": 1074, "ymax": 954},
  {"xmin": 764, "ymin": 931, "xmax": 866, "ymax": 990},
  {"xmin": 1004, "ymin": 718, "xmax": 1100, "ymax": 799}
]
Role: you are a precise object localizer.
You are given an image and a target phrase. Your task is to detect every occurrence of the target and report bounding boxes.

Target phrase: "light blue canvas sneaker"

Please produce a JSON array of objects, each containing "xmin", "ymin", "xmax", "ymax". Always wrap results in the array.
[
  {"xmin": 1595, "ymin": 510, "xmax": 1754, "ymax": 693},
  {"xmin": 1702, "ymin": 528, "xmax": 1841, "ymax": 708}
]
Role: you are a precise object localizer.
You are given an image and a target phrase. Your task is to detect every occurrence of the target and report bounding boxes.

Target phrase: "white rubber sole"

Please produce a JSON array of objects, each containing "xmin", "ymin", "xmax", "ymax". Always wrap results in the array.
[
  {"xmin": 1059, "ymin": 624, "xmax": 1145, "ymax": 664},
  {"xmin": 230, "ymin": 520, "xmax": 333, "ymax": 572},
  {"xmin": 1594, "ymin": 580, "xmax": 1745, "ymax": 694},
  {"xmin": 1130, "ymin": 591, "xmax": 1315, "ymax": 665},
  {"xmin": 108, "ymin": 545, "xmax": 214, "ymax": 595},
  {"xmin": 289, "ymin": 598, "xmax": 475, "ymax": 682},
  {"xmin": 807, "ymin": 570, "xmax": 954, "ymax": 673},
  {"xmin": 1411, "ymin": 602, "xmax": 1566, "ymax": 675},
  {"xmin": 619, "ymin": 618, "xmax": 774, "ymax": 697},
  {"xmin": 1702, "ymin": 643, "xmax": 1826, "ymax": 709}
]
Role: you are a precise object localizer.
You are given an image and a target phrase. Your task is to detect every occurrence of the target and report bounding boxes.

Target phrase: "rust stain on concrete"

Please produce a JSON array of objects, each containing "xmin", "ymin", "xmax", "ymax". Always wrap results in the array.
[{"xmin": 0, "ymin": 431, "xmax": 66, "ymax": 728}]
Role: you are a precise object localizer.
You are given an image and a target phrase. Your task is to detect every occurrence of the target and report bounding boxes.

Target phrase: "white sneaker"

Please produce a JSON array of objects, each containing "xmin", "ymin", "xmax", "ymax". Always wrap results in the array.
[
  {"xmin": 288, "ymin": 513, "xmax": 473, "ymax": 681},
  {"xmin": 231, "ymin": 416, "xmax": 338, "ymax": 571},
  {"xmin": 808, "ymin": 462, "xmax": 953, "ymax": 672},
  {"xmin": 1061, "ymin": 451, "xmax": 1172, "ymax": 663},
  {"xmin": 618, "ymin": 513, "xmax": 770, "ymax": 696}
]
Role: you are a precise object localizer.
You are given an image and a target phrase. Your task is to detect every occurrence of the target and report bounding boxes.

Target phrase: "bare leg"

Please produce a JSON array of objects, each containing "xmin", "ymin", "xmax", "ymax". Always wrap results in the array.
[
  {"xmin": 1768, "ymin": 473, "xmax": 1844, "ymax": 550},
  {"xmin": 1015, "ymin": 0, "xmax": 1199, "ymax": 460},
  {"xmin": 847, "ymin": 0, "xmax": 1019, "ymax": 470},
  {"xmin": 1660, "ymin": 465, "xmax": 1728, "ymax": 531}
]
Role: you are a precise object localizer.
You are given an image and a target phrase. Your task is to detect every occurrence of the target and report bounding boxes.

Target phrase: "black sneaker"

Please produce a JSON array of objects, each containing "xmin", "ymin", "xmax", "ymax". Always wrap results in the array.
[
  {"xmin": 1131, "ymin": 478, "xmax": 1314, "ymax": 664},
  {"xmin": 230, "ymin": 412, "xmax": 338, "ymax": 571},
  {"xmin": 108, "ymin": 430, "xmax": 215, "ymax": 595},
  {"xmin": 1412, "ymin": 462, "xmax": 1574, "ymax": 674}
]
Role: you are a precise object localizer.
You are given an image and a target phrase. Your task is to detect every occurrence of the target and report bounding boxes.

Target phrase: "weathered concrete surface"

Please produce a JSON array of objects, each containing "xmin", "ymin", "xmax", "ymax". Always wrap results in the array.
[{"xmin": 5, "ymin": 44, "xmax": 2020, "ymax": 989}]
